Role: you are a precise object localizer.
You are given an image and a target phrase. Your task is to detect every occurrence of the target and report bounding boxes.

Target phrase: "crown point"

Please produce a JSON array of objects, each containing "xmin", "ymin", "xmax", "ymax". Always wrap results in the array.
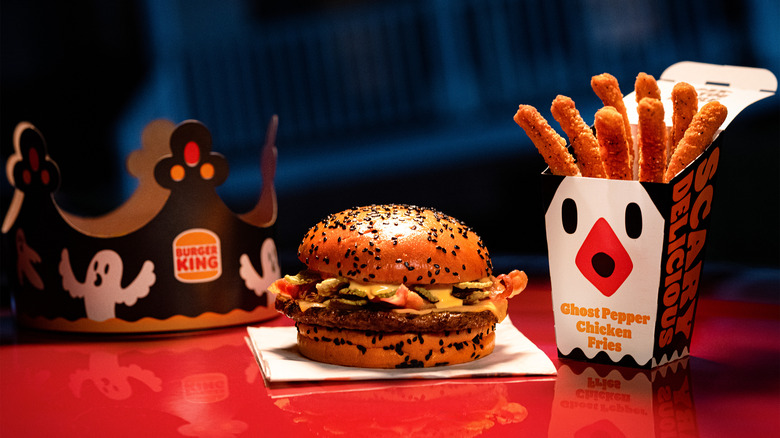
[
  {"xmin": 29, "ymin": 147, "xmax": 40, "ymax": 170},
  {"xmin": 184, "ymin": 141, "xmax": 200, "ymax": 166},
  {"xmin": 171, "ymin": 164, "xmax": 185, "ymax": 181},
  {"xmin": 200, "ymin": 163, "xmax": 215, "ymax": 180}
]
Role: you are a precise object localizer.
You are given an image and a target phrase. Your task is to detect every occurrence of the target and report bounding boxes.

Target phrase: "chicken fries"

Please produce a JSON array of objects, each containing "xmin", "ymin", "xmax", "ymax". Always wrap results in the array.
[
  {"xmin": 550, "ymin": 95, "xmax": 607, "ymax": 178},
  {"xmin": 637, "ymin": 97, "xmax": 666, "ymax": 183},
  {"xmin": 592, "ymin": 73, "xmax": 634, "ymax": 175},
  {"xmin": 514, "ymin": 71, "xmax": 724, "ymax": 184},
  {"xmin": 670, "ymin": 82, "xmax": 699, "ymax": 164},
  {"xmin": 594, "ymin": 106, "xmax": 633, "ymax": 180},
  {"xmin": 635, "ymin": 73, "xmax": 661, "ymax": 102},
  {"xmin": 514, "ymin": 105, "xmax": 580, "ymax": 176},
  {"xmin": 664, "ymin": 101, "xmax": 727, "ymax": 182}
]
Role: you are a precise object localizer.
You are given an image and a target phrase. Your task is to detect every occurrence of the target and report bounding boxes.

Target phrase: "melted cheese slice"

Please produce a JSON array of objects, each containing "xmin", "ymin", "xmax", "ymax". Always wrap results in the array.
[
  {"xmin": 296, "ymin": 279, "xmax": 507, "ymax": 321},
  {"xmin": 346, "ymin": 281, "xmax": 397, "ymax": 299},
  {"xmin": 393, "ymin": 296, "xmax": 508, "ymax": 322},
  {"xmin": 297, "ymin": 301, "xmax": 326, "ymax": 312}
]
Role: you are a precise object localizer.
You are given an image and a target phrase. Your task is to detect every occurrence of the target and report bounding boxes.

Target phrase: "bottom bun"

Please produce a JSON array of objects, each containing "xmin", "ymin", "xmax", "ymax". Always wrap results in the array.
[{"xmin": 295, "ymin": 322, "xmax": 496, "ymax": 368}]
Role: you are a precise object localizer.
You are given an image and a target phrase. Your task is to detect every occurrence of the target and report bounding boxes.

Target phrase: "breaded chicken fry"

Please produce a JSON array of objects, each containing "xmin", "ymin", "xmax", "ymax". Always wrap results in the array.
[
  {"xmin": 635, "ymin": 72, "xmax": 661, "ymax": 102},
  {"xmin": 594, "ymin": 106, "xmax": 632, "ymax": 180},
  {"xmin": 664, "ymin": 101, "xmax": 727, "ymax": 182},
  {"xmin": 637, "ymin": 97, "xmax": 666, "ymax": 183},
  {"xmin": 592, "ymin": 73, "xmax": 634, "ymax": 176},
  {"xmin": 634, "ymin": 72, "xmax": 662, "ymax": 158},
  {"xmin": 514, "ymin": 105, "xmax": 580, "ymax": 176},
  {"xmin": 670, "ymin": 82, "xmax": 698, "ymax": 165},
  {"xmin": 550, "ymin": 95, "xmax": 607, "ymax": 178}
]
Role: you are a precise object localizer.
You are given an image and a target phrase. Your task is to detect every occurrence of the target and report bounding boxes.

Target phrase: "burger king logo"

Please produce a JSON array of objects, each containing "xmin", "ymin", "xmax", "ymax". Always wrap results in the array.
[
  {"xmin": 182, "ymin": 373, "xmax": 229, "ymax": 403},
  {"xmin": 173, "ymin": 228, "xmax": 222, "ymax": 283}
]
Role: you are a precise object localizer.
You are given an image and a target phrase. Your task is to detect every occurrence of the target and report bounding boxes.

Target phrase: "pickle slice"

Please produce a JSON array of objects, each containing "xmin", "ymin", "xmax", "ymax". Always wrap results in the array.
[
  {"xmin": 412, "ymin": 286, "xmax": 440, "ymax": 303},
  {"xmin": 338, "ymin": 288, "xmax": 368, "ymax": 298},
  {"xmin": 328, "ymin": 297, "xmax": 369, "ymax": 309},
  {"xmin": 372, "ymin": 288, "xmax": 398, "ymax": 299},
  {"xmin": 317, "ymin": 278, "xmax": 349, "ymax": 296},
  {"xmin": 453, "ymin": 279, "xmax": 492, "ymax": 290},
  {"xmin": 450, "ymin": 288, "xmax": 474, "ymax": 299},
  {"xmin": 462, "ymin": 291, "xmax": 489, "ymax": 305},
  {"xmin": 284, "ymin": 270, "xmax": 321, "ymax": 285}
]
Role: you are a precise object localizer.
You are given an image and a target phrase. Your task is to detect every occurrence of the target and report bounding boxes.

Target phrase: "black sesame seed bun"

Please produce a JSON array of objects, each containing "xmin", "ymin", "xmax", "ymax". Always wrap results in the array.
[{"xmin": 297, "ymin": 204, "xmax": 493, "ymax": 285}]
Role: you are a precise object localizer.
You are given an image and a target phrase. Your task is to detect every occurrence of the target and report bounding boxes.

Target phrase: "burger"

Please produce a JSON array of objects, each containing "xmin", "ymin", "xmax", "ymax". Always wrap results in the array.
[{"xmin": 270, "ymin": 204, "xmax": 527, "ymax": 368}]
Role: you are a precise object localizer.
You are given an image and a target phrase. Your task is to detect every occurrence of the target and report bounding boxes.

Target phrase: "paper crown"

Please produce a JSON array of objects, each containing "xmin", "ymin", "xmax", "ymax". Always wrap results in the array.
[{"xmin": 2, "ymin": 117, "xmax": 281, "ymax": 333}]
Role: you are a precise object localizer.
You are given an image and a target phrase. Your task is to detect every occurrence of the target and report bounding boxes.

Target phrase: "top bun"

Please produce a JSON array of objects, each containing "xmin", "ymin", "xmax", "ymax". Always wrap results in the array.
[{"xmin": 297, "ymin": 204, "xmax": 493, "ymax": 284}]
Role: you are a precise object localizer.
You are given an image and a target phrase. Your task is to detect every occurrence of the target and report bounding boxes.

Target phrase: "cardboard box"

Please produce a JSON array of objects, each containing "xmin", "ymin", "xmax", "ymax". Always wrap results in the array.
[
  {"xmin": 2, "ymin": 118, "xmax": 281, "ymax": 333},
  {"xmin": 549, "ymin": 358, "xmax": 696, "ymax": 437},
  {"xmin": 543, "ymin": 62, "xmax": 776, "ymax": 367}
]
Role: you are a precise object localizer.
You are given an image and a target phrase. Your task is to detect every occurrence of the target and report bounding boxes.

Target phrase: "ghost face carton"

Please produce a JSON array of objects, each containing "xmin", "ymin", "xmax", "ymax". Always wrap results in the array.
[
  {"xmin": 544, "ymin": 142, "xmax": 719, "ymax": 367},
  {"xmin": 541, "ymin": 62, "xmax": 776, "ymax": 368}
]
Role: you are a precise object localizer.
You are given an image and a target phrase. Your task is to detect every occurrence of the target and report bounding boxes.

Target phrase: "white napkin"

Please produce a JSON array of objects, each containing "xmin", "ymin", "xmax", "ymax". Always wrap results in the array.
[{"xmin": 246, "ymin": 318, "xmax": 556, "ymax": 383}]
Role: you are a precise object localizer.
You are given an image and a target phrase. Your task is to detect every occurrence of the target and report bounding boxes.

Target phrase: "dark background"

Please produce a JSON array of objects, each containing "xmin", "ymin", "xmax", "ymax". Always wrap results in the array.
[{"xmin": 2, "ymin": 0, "xmax": 778, "ymax": 303}]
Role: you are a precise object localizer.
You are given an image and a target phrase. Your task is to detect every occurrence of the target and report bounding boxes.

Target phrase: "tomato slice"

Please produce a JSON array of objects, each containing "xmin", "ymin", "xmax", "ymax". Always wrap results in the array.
[
  {"xmin": 374, "ymin": 284, "xmax": 409, "ymax": 307},
  {"xmin": 405, "ymin": 290, "xmax": 426, "ymax": 310},
  {"xmin": 271, "ymin": 278, "xmax": 301, "ymax": 299}
]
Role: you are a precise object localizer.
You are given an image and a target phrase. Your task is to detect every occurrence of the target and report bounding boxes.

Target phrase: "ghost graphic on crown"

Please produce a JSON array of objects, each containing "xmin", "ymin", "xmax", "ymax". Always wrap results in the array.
[
  {"xmin": 240, "ymin": 238, "xmax": 280, "ymax": 298},
  {"xmin": 16, "ymin": 228, "xmax": 44, "ymax": 290},
  {"xmin": 60, "ymin": 248, "xmax": 156, "ymax": 322}
]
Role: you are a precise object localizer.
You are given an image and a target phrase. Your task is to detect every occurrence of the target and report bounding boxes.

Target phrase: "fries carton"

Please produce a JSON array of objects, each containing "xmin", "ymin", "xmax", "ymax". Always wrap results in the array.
[
  {"xmin": 549, "ymin": 359, "xmax": 696, "ymax": 437},
  {"xmin": 543, "ymin": 62, "xmax": 776, "ymax": 367},
  {"xmin": 1, "ymin": 118, "xmax": 281, "ymax": 333}
]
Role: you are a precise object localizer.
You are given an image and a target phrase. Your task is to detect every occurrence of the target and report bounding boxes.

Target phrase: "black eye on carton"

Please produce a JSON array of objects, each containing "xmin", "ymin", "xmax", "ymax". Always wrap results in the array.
[
  {"xmin": 562, "ymin": 198, "xmax": 577, "ymax": 234},
  {"xmin": 625, "ymin": 202, "xmax": 642, "ymax": 239}
]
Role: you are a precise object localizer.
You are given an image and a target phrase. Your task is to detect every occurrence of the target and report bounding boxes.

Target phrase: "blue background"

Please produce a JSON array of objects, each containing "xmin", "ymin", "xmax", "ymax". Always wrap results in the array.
[{"xmin": 2, "ymin": 0, "xmax": 778, "ymax": 286}]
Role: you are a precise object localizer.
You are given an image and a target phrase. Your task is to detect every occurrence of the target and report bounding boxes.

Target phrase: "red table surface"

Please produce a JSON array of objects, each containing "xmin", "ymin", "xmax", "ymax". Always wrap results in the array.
[{"xmin": 1, "ymin": 270, "xmax": 778, "ymax": 437}]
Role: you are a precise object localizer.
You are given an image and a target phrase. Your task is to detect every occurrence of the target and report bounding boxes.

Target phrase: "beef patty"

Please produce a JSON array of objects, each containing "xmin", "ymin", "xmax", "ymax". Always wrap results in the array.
[{"xmin": 275, "ymin": 295, "xmax": 498, "ymax": 333}]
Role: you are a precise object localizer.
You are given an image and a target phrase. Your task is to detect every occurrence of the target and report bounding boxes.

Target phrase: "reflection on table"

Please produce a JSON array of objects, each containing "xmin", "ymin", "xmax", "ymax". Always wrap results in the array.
[{"xmin": 1, "ymin": 267, "xmax": 778, "ymax": 437}]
